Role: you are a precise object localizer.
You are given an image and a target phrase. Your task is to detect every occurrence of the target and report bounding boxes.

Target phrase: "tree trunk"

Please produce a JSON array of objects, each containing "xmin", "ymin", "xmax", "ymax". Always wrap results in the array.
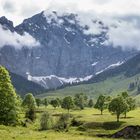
[
  {"xmin": 117, "ymin": 114, "xmax": 120, "ymax": 122},
  {"xmin": 101, "ymin": 110, "xmax": 103, "ymax": 115},
  {"xmin": 124, "ymin": 112, "xmax": 127, "ymax": 118}
]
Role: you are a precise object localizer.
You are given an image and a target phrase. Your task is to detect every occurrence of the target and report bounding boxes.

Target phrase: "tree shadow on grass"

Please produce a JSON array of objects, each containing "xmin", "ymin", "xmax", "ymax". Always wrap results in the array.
[
  {"xmin": 92, "ymin": 114, "xmax": 108, "ymax": 116},
  {"xmin": 84, "ymin": 122, "xmax": 103, "ymax": 129},
  {"xmin": 92, "ymin": 114, "xmax": 102, "ymax": 115},
  {"xmin": 120, "ymin": 116, "xmax": 134, "ymax": 119},
  {"xmin": 103, "ymin": 121, "xmax": 126, "ymax": 130}
]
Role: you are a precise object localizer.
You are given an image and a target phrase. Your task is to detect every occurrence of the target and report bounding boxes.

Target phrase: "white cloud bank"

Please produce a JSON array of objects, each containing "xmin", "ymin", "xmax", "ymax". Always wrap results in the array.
[
  {"xmin": 0, "ymin": 25, "xmax": 39, "ymax": 49},
  {"xmin": 0, "ymin": 0, "xmax": 140, "ymax": 50},
  {"xmin": 44, "ymin": 9, "xmax": 140, "ymax": 50},
  {"xmin": 106, "ymin": 20, "xmax": 140, "ymax": 50}
]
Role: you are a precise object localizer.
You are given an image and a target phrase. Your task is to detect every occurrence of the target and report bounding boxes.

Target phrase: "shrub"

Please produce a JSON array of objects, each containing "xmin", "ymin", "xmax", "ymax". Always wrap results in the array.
[
  {"xmin": 55, "ymin": 114, "xmax": 71, "ymax": 131},
  {"xmin": 25, "ymin": 108, "xmax": 36, "ymax": 122},
  {"xmin": 71, "ymin": 118, "xmax": 83, "ymax": 126},
  {"xmin": 40, "ymin": 112, "xmax": 54, "ymax": 130},
  {"xmin": 77, "ymin": 126, "xmax": 87, "ymax": 131}
]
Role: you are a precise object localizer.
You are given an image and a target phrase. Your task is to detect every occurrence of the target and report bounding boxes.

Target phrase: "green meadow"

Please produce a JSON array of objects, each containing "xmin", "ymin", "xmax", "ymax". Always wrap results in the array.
[{"xmin": 0, "ymin": 105, "xmax": 140, "ymax": 140}]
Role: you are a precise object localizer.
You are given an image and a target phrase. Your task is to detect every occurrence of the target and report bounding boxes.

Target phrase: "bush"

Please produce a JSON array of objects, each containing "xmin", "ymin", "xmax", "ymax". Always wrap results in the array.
[
  {"xmin": 40, "ymin": 112, "xmax": 54, "ymax": 130},
  {"xmin": 55, "ymin": 114, "xmax": 71, "ymax": 131},
  {"xmin": 77, "ymin": 126, "xmax": 87, "ymax": 131},
  {"xmin": 25, "ymin": 108, "xmax": 36, "ymax": 122},
  {"xmin": 71, "ymin": 118, "xmax": 83, "ymax": 127}
]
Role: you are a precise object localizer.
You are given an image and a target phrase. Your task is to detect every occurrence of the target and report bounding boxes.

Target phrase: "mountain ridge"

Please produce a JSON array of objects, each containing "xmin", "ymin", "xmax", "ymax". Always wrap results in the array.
[{"xmin": 0, "ymin": 11, "xmax": 138, "ymax": 89}]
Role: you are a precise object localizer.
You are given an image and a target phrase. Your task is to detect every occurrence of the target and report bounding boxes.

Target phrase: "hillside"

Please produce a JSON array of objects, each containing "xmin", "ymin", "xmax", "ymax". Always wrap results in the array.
[
  {"xmin": 0, "ymin": 12, "xmax": 137, "ymax": 89},
  {"xmin": 38, "ymin": 53, "xmax": 140, "ymax": 99},
  {"xmin": 10, "ymin": 72, "xmax": 46, "ymax": 96}
]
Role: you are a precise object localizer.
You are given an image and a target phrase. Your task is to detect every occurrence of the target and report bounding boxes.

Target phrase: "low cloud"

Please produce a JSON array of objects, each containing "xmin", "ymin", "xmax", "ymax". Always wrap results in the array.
[
  {"xmin": 44, "ymin": 6, "xmax": 140, "ymax": 51},
  {"xmin": 105, "ymin": 17, "xmax": 140, "ymax": 50},
  {"xmin": 1, "ymin": 0, "xmax": 140, "ymax": 50},
  {"xmin": 0, "ymin": 25, "xmax": 40, "ymax": 49}
]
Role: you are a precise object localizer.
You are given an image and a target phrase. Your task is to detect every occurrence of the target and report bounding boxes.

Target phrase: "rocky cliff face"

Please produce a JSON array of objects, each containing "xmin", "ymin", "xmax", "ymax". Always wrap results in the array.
[{"xmin": 0, "ymin": 11, "xmax": 137, "ymax": 89}]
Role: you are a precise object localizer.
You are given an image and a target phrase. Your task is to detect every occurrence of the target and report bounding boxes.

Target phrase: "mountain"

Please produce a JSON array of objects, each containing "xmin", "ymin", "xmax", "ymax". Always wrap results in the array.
[
  {"xmin": 0, "ymin": 11, "xmax": 137, "ymax": 89},
  {"xmin": 85, "ymin": 52, "xmax": 140, "ymax": 84},
  {"xmin": 38, "ymin": 53, "xmax": 140, "ymax": 99},
  {"xmin": 10, "ymin": 72, "xmax": 46, "ymax": 97}
]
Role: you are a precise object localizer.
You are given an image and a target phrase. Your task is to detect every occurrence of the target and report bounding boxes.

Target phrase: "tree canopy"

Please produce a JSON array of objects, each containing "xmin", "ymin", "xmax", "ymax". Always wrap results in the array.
[
  {"xmin": 94, "ymin": 95, "xmax": 107, "ymax": 115},
  {"xmin": 61, "ymin": 96, "xmax": 74, "ymax": 112},
  {"xmin": 109, "ymin": 96, "xmax": 128, "ymax": 122},
  {"xmin": 0, "ymin": 66, "xmax": 20, "ymax": 125}
]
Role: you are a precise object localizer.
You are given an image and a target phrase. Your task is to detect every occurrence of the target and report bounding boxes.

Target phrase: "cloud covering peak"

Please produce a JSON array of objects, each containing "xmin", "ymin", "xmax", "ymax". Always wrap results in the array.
[
  {"xmin": 0, "ymin": 0, "xmax": 140, "ymax": 50},
  {"xmin": 0, "ymin": 25, "xmax": 40, "ymax": 49}
]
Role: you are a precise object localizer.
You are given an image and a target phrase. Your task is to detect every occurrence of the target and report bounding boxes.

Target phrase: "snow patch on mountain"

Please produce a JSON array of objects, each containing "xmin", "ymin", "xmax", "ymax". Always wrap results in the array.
[
  {"xmin": 91, "ymin": 62, "xmax": 98, "ymax": 66},
  {"xmin": 96, "ymin": 61, "xmax": 124, "ymax": 75},
  {"xmin": 27, "ymin": 74, "xmax": 93, "ymax": 89}
]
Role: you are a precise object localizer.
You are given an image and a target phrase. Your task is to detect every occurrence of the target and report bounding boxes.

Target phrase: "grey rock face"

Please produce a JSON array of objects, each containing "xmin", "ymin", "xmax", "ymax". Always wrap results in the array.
[{"xmin": 0, "ymin": 12, "xmax": 137, "ymax": 89}]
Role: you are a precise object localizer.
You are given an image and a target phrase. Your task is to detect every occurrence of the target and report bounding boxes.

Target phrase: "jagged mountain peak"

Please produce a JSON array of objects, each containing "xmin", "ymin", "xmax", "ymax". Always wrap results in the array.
[
  {"xmin": 0, "ymin": 16, "xmax": 14, "ymax": 32},
  {"xmin": 0, "ymin": 11, "xmax": 137, "ymax": 90}
]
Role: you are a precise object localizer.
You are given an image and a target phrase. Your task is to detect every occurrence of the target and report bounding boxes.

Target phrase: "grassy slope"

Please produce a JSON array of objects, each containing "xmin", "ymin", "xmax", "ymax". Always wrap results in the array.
[
  {"xmin": 0, "ymin": 106, "xmax": 140, "ymax": 140},
  {"xmin": 38, "ymin": 74, "xmax": 140, "ymax": 99}
]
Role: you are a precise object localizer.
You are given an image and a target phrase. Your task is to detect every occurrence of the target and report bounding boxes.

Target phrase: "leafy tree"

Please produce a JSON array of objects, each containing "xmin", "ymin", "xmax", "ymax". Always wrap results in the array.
[
  {"xmin": 56, "ymin": 98, "xmax": 62, "ymax": 107},
  {"xmin": 109, "ymin": 96, "xmax": 128, "ymax": 122},
  {"xmin": 50, "ymin": 99, "xmax": 59, "ymax": 109},
  {"xmin": 0, "ymin": 66, "xmax": 20, "ymax": 125},
  {"xmin": 40, "ymin": 112, "xmax": 53, "ymax": 130},
  {"xmin": 25, "ymin": 108, "xmax": 36, "ymax": 121},
  {"xmin": 22, "ymin": 93, "xmax": 36, "ymax": 109},
  {"xmin": 35, "ymin": 98, "xmax": 42, "ymax": 108},
  {"xmin": 94, "ymin": 95, "xmax": 107, "ymax": 115},
  {"xmin": 62, "ymin": 96, "xmax": 74, "ymax": 112},
  {"xmin": 22, "ymin": 93, "xmax": 36, "ymax": 121},
  {"xmin": 74, "ymin": 93, "xmax": 88, "ymax": 109},
  {"xmin": 88, "ymin": 99, "xmax": 94, "ymax": 108},
  {"xmin": 43, "ymin": 98, "xmax": 48, "ymax": 107},
  {"xmin": 121, "ymin": 92, "xmax": 129, "ymax": 99},
  {"xmin": 121, "ymin": 92, "xmax": 136, "ymax": 118},
  {"xmin": 124, "ymin": 97, "xmax": 136, "ymax": 118}
]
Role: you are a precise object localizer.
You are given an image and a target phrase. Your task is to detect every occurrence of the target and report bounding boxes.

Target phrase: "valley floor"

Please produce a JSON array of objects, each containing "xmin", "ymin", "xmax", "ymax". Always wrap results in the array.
[{"xmin": 0, "ymin": 106, "xmax": 140, "ymax": 140}]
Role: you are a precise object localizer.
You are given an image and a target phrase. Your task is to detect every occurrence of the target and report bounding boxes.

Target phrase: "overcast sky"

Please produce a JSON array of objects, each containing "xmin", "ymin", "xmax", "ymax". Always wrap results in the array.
[
  {"xmin": 0, "ymin": 0, "xmax": 140, "ymax": 50},
  {"xmin": 0, "ymin": 0, "xmax": 140, "ymax": 25}
]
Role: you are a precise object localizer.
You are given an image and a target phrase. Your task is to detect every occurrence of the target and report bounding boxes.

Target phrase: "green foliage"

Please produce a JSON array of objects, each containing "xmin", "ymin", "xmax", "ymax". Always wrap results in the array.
[
  {"xmin": 35, "ymin": 98, "xmax": 42, "ymax": 108},
  {"xmin": 25, "ymin": 108, "xmax": 36, "ymax": 122},
  {"xmin": 0, "ymin": 66, "xmax": 20, "ymax": 125},
  {"xmin": 40, "ymin": 112, "xmax": 54, "ymax": 130},
  {"xmin": 55, "ymin": 114, "xmax": 71, "ymax": 131},
  {"xmin": 62, "ymin": 96, "xmax": 74, "ymax": 112},
  {"xmin": 121, "ymin": 92, "xmax": 136, "ymax": 118},
  {"xmin": 88, "ymin": 99, "xmax": 94, "ymax": 108},
  {"xmin": 94, "ymin": 95, "xmax": 107, "ymax": 115},
  {"xmin": 50, "ymin": 99, "xmax": 60, "ymax": 109},
  {"xmin": 109, "ymin": 96, "xmax": 128, "ymax": 122},
  {"xmin": 22, "ymin": 93, "xmax": 36, "ymax": 121},
  {"xmin": 56, "ymin": 98, "xmax": 62, "ymax": 107},
  {"xmin": 43, "ymin": 98, "xmax": 48, "ymax": 107},
  {"xmin": 22, "ymin": 93, "xmax": 36, "ymax": 109},
  {"xmin": 121, "ymin": 92, "xmax": 129, "ymax": 99},
  {"xmin": 74, "ymin": 93, "xmax": 88, "ymax": 109}
]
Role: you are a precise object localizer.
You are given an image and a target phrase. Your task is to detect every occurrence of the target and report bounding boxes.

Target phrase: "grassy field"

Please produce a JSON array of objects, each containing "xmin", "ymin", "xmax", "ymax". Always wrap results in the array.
[
  {"xmin": 38, "ymin": 74, "xmax": 140, "ymax": 99},
  {"xmin": 0, "ymin": 105, "xmax": 140, "ymax": 140}
]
